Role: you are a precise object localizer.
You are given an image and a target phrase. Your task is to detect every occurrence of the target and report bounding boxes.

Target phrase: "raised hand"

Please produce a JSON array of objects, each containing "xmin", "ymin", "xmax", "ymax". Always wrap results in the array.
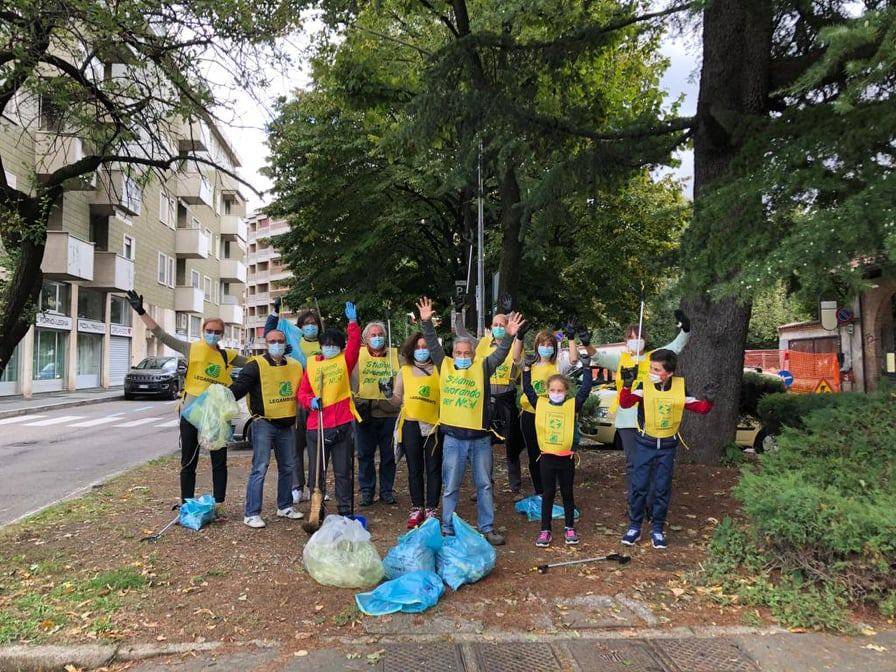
[
  {"xmin": 345, "ymin": 301, "xmax": 358, "ymax": 322},
  {"xmin": 498, "ymin": 293, "xmax": 513, "ymax": 313},
  {"xmin": 273, "ymin": 296, "xmax": 282, "ymax": 314},
  {"xmin": 417, "ymin": 296, "xmax": 434, "ymax": 322},
  {"xmin": 562, "ymin": 318, "xmax": 577, "ymax": 340},
  {"xmin": 125, "ymin": 289, "xmax": 145, "ymax": 315},
  {"xmin": 675, "ymin": 309, "xmax": 691, "ymax": 334},
  {"xmin": 523, "ymin": 352, "xmax": 538, "ymax": 369},
  {"xmin": 620, "ymin": 366, "xmax": 639, "ymax": 388},
  {"xmin": 506, "ymin": 311, "xmax": 526, "ymax": 337},
  {"xmin": 576, "ymin": 326, "xmax": 592, "ymax": 346}
]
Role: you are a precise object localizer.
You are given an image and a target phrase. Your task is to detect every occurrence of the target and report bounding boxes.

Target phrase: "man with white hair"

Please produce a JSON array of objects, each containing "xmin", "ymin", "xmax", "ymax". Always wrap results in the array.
[{"xmin": 353, "ymin": 320, "xmax": 401, "ymax": 506}]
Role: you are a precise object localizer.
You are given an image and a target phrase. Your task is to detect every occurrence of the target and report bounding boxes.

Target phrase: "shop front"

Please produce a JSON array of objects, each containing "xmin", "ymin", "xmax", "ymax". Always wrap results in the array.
[{"xmin": 33, "ymin": 313, "xmax": 71, "ymax": 393}]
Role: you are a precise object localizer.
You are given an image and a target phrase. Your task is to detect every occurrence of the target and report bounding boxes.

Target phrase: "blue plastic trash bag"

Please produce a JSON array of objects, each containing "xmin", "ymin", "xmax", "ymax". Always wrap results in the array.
[
  {"xmin": 181, "ymin": 384, "xmax": 240, "ymax": 451},
  {"xmin": 436, "ymin": 513, "xmax": 496, "ymax": 591},
  {"xmin": 278, "ymin": 318, "xmax": 303, "ymax": 362},
  {"xmin": 355, "ymin": 570, "xmax": 444, "ymax": 617},
  {"xmin": 303, "ymin": 515, "xmax": 384, "ymax": 588},
  {"xmin": 179, "ymin": 494, "xmax": 216, "ymax": 531},
  {"xmin": 383, "ymin": 517, "xmax": 443, "ymax": 580},
  {"xmin": 514, "ymin": 495, "xmax": 580, "ymax": 522}
]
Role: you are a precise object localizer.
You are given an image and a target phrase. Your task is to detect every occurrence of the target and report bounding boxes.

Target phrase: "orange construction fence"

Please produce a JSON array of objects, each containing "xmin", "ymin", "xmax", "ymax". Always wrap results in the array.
[{"xmin": 745, "ymin": 349, "xmax": 841, "ymax": 394}]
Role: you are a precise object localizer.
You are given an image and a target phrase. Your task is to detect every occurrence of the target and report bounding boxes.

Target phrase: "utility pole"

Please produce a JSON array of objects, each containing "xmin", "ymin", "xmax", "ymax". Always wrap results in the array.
[{"xmin": 476, "ymin": 140, "xmax": 485, "ymax": 337}]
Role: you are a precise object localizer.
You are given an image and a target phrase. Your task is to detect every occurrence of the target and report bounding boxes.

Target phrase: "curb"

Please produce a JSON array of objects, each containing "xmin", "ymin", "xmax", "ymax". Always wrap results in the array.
[
  {"xmin": 0, "ymin": 641, "xmax": 228, "ymax": 672},
  {"xmin": 0, "ymin": 394, "xmax": 123, "ymax": 420}
]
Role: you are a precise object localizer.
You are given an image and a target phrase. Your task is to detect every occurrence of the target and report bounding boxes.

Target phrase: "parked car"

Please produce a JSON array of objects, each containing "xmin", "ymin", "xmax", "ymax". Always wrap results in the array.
[
  {"xmin": 227, "ymin": 366, "xmax": 254, "ymax": 450},
  {"xmin": 124, "ymin": 356, "xmax": 186, "ymax": 400}
]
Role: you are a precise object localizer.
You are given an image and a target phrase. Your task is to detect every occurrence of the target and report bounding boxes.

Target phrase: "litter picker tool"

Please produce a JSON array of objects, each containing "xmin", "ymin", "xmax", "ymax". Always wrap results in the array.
[
  {"xmin": 140, "ymin": 515, "xmax": 179, "ymax": 543},
  {"xmin": 534, "ymin": 553, "xmax": 630, "ymax": 574},
  {"xmin": 313, "ymin": 296, "xmax": 325, "ymax": 330},
  {"xmin": 386, "ymin": 316, "xmax": 394, "ymax": 377}
]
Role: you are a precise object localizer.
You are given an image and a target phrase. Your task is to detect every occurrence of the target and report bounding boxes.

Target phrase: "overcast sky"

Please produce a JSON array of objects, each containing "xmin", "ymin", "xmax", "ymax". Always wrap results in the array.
[{"xmin": 229, "ymin": 24, "xmax": 702, "ymax": 214}]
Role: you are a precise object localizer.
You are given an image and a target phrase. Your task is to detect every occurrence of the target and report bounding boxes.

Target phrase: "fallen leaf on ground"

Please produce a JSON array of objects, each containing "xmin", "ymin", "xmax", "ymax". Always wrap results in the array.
[{"xmin": 864, "ymin": 644, "xmax": 887, "ymax": 653}]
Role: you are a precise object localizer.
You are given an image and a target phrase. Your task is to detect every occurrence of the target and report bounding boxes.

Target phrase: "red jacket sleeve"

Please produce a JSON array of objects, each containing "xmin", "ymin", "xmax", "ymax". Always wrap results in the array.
[
  {"xmin": 618, "ymin": 386, "xmax": 642, "ymax": 409},
  {"xmin": 344, "ymin": 321, "xmax": 362, "ymax": 372},
  {"xmin": 297, "ymin": 367, "xmax": 315, "ymax": 410},
  {"xmin": 685, "ymin": 399, "xmax": 713, "ymax": 414}
]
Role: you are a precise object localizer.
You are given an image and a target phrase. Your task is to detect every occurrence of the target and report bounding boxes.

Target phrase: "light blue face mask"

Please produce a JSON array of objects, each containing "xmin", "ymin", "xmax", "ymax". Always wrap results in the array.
[
  {"xmin": 454, "ymin": 357, "xmax": 472, "ymax": 369},
  {"xmin": 414, "ymin": 348, "xmax": 430, "ymax": 363},
  {"xmin": 537, "ymin": 345, "xmax": 554, "ymax": 358},
  {"xmin": 369, "ymin": 336, "xmax": 385, "ymax": 349},
  {"xmin": 268, "ymin": 342, "xmax": 286, "ymax": 358},
  {"xmin": 491, "ymin": 326, "xmax": 506, "ymax": 339},
  {"xmin": 302, "ymin": 324, "xmax": 319, "ymax": 339},
  {"xmin": 204, "ymin": 332, "xmax": 222, "ymax": 346},
  {"xmin": 322, "ymin": 345, "xmax": 341, "ymax": 359}
]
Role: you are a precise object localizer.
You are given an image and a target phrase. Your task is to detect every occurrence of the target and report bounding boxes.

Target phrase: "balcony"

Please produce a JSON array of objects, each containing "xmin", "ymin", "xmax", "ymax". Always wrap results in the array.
[
  {"xmin": 220, "ymin": 258, "xmax": 247, "ymax": 283},
  {"xmin": 177, "ymin": 119, "xmax": 210, "ymax": 153},
  {"xmin": 34, "ymin": 132, "xmax": 95, "ymax": 190},
  {"xmin": 41, "ymin": 231, "xmax": 94, "ymax": 281},
  {"xmin": 220, "ymin": 214, "xmax": 247, "ymax": 243},
  {"xmin": 175, "ymin": 228, "xmax": 210, "ymax": 259},
  {"xmin": 176, "ymin": 171, "xmax": 213, "ymax": 207},
  {"xmin": 175, "ymin": 286, "xmax": 204, "ymax": 313},
  {"xmin": 85, "ymin": 252, "xmax": 134, "ymax": 292},
  {"xmin": 220, "ymin": 297, "xmax": 244, "ymax": 326},
  {"xmin": 249, "ymin": 291, "xmax": 270, "ymax": 306},
  {"xmin": 90, "ymin": 170, "xmax": 142, "ymax": 216}
]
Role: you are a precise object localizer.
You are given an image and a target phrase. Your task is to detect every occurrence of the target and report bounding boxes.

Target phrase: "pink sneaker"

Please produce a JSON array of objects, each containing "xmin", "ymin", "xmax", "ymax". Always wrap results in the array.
[
  {"xmin": 406, "ymin": 508, "xmax": 425, "ymax": 529},
  {"xmin": 535, "ymin": 530, "xmax": 552, "ymax": 547},
  {"xmin": 564, "ymin": 528, "xmax": 579, "ymax": 545},
  {"xmin": 424, "ymin": 507, "xmax": 438, "ymax": 519}
]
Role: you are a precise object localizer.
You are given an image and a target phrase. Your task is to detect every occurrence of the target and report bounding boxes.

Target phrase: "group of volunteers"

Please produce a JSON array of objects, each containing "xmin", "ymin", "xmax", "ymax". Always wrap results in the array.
[{"xmin": 125, "ymin": 288, "xmax": 715, "ymax": 551}]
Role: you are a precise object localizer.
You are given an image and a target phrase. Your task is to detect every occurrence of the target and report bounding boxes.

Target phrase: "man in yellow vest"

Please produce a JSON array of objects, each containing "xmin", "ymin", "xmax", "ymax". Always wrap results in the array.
[
  {"xmin": 353, "ymin": 321, "xmax": 401, "ymax": 507},
  {"xmin": 418, "ymin": 297, "xmax": 527, "ymax": 546},
  {"xmin": 229, "ymin": 330, "xmax": 305, "ymax": 528},
  {"xmin": 618, "ymin": 349, "xmax": 715, "ymax": 549}
]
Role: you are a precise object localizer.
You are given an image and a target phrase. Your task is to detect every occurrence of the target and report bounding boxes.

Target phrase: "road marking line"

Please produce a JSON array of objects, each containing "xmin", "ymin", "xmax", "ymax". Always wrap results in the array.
[
  {"xmin": 0, "ymin": 415, "xmax": 47, "ymax": 425},
  {"xmin": 114, "ymin": 417, "xmax": 164, "ymax": 427},
  {"xmin": 24, "ymin": 415, "xmax": 85, "ymax": 426},
  {"xmin": 69, "ymin": 415, "xmax": 126, "ymax": 427},
  {"xmin": 155, "ymin": 419, "xmax": 180, "ymax": 428},
  {"xmin": 131, "ymin": 405, "xmax": 155, "ymax": 412}
]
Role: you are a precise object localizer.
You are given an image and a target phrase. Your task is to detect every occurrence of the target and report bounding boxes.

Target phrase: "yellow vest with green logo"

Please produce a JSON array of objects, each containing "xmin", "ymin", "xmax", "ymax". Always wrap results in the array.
[
  {"xmin": 612, "ymin": 351, "xmax": 652, "ymax": 412},
  {"xmin": 535, "ymin": 397, "xmax": 576, "ymax": 456},
  {"xmin": 184, "ymin": 341, "xmax": 236, "ymax": 397},
  {"xmin": 252, "ymin": 356, "xmax": 303, "ymax": 420},
  {"xmin": 641, "ymin": 376, "xmax": 685, "ymax": 439},
  {"xmin": 475, "ymin": 337, "xmax": 516, "ymax": 386},
  {"xmin": 356, "ymin": 348, "xmax": 400, "ymax": 400},
  {"xmin": 439, "ymin": 358, "xmax": 486, "ymax": 431},
  {"xmin": 520, "ymin": 361, "xmax": 558, "ymax": 414},
  {"xmin": 306, "ymin": 353, "xmax": 361, "ymax": 421},
  {"xmin": 299, "ymin": 338, "xmax": 321, "ymax": 359},
  {"xmin": 400, "ymin": 364, "xmax": 440, "ymax": 425}
]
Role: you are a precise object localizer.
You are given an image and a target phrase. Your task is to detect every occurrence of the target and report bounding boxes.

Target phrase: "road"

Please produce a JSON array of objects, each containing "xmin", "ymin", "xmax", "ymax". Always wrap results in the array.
[{"xmin": 0, "ymin": 399, "xmax": 183, "ymax": 525}]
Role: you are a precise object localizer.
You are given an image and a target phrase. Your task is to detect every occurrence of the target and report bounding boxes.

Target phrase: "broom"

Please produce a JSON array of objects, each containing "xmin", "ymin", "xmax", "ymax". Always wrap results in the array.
[{"xmin": 302, "ymin": 372, "xmax": 326, "ymax": 534}]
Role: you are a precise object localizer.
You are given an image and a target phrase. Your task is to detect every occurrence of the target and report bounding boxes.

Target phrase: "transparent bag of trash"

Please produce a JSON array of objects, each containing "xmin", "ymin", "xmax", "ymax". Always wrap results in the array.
[
  {"xmin": 303, "ymin": 515, "xmax": 384, "ymax": 588},
  {"xmin": 181, "ymin": 384, "xmax": 240, "ymax": 451}
]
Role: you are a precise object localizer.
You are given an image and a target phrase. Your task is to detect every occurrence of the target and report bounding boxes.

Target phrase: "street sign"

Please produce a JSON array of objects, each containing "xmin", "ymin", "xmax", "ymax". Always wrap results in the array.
[
  {"xmin": 836, "ymin": 307, "xmax": 854, "ymax": 324},
  {"xmin": 778, "ymin": 370, "xmax": 794, "ymax": 388},
  {"xmin": 815, "ymin": 379, "xmax": 833, "ymax": 393}
]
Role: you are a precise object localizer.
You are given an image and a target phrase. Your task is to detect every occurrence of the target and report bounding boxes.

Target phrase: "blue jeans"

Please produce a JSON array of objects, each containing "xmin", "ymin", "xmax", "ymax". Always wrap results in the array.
[
  {"xmin": 356, "ymin": 416, "xmax": 397, "ymax": 498},
  {"xmin": 628, "ymin": 434, "xmax": 678, "ymax": 532},
  {"xmin": 619, "ymin": 427, "xmax": 656, "ymax": 511},
  {"xmin": 244, "ymin": 419, "xmax": 295, "ymax": 517},
  {"xmin": 441, "ymin": 434, "xmax": 494, "ymax": 533}
]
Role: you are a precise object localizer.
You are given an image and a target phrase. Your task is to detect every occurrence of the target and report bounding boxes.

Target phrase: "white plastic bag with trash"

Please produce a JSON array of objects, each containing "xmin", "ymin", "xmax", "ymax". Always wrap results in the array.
[
  {"xmin": 303, "ymin": 515, "xmax": 385, "ymax": 588},
  {"xmin": 180, "ymin": 384, "xmax": 240, "ymax": 451}
]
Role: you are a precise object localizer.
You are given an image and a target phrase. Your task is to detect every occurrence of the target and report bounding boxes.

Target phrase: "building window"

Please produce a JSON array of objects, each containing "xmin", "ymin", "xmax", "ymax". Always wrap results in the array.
[
  {"xmin": 1, "ymin": 345, "xmax": 20, "ymax": 383},
  {"xmin": 167, "ymin": 257, "xmax": 175, "ymax": 288},
  {"xmin": 157, "ymin": 252, "xmax": 167, "ymax": 284},
  {"xmin": 159, "ymin": 191, "xmax": 169, "ymax": 225},
  {"xmin": 190, "ymin": 315, "xmax": 202, "ymax": 339},
  {"xmin": 33, "ymin": 329, "xmax": 66, "ymax": 381},
  {"xmin": 110, "ymin": 296, "xmax": 131, "ymax": 326},
  {"xmin": 203, "ymin": 275, "xmax": 212, "ymax": 302},
  {"xmin": 191, "ymin": 269, "xmax": 200, "ymax": 288},
  {"xmin": 122, "ymin": 176, "xmax": 142, "ymax": 216},
  {"xmin": 214, "ymin": 233, "xmax": 220, "ymax": 259},
  {"xmin": 123, "ymin": 235, "xmax": 135, "ymax": 260},
  {"xmin": 39, "ymin": 281, "xmax": 70, "ymax": 315},
  {"xmin": 77, "ymin": 289, "xmax": 104, "ymax": 321}
]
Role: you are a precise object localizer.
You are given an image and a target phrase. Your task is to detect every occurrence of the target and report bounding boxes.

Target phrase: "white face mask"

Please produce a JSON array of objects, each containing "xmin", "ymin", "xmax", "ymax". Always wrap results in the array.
[
  {"xmin": 627, "ymin": 338, "xmax": 645, "ymax": 354},
  {"xmin": 548, "ymin": 391, "xmax": 566, "ymax": 404},
  {"xmin": 648, "ymin": 373, "xmax": 663, "ymax": 384}
]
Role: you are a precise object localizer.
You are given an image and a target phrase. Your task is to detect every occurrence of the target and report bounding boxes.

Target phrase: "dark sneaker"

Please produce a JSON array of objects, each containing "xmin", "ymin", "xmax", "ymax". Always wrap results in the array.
[
  {"xmin": 651, "ymin": 531, "xmax": 668, "ymax": 549},
  {"xmin": 360, "ymin": 493, "xmax": 374, "ymax": 507},
  {"xmin": 621, "ymin": 527, "xmax": 641, "ymax": 546},
  {"xmin": 380, "ymin": 493, "xmax": 396, "ymax": 505},
  {"xmin": 564, "ymin": 528, "xmax": 579, "ymax": 545},
  {"xmin": 535, "ymin": 530, "xmax": 552, "ymax": 547},
  {"xmin": 484, "ymin": 531, "xmax": 506, "ymax": 546}
]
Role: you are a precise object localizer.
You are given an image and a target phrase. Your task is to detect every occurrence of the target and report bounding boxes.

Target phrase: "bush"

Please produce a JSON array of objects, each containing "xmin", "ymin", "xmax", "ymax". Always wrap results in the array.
[
  {"xmin": 704, "ymin": 392, "xmax": 896, "ymax": 631},
  {"xmin": 756, "ymin": 391, "xmax": 846, "ymax": 433},
  {"xmin": 740, "ymin": 372, "xmax": 785, "ymax": 418}
]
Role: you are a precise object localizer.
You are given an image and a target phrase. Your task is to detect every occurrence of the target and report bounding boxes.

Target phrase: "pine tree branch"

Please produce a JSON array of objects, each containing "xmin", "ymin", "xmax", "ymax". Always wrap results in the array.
[
  {"xmin": 514, "ymin": 106, "xmax": 695, "ymax": 142},
  {"xmin": 417, "ymin": 0, "xmax": 459, "ymax": 38}
]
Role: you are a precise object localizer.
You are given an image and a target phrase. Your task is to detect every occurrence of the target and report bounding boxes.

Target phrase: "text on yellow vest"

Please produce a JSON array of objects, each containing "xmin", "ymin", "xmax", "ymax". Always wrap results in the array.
[
  {"xmin": 535, "ymin": 397, "xmax": 576, "ymax": 455},
  {"xmin": 306, "ymin": 353, "xmax": 362, "ymax": 421},
  {"xmin": 641, "ymin": 376, "xmax": 686, "ymax": 439},
  {"xmin": 252, "ymin": 355, "xmax": 303, "ymax": 420},
  {"xmin": 520, "ymin": 361, "xmax": 558, "ymax": 414},
  {"xmin": 184, "ymin": 341, "xmax": 235, "ymax": 397},
  {"xmin": 439, "ymin": 358, "xmax": 486, "ymax": 430},
  {"xmin": 356, "ymin": 348, "xmax": 400, "ymax": 400},
  {"xmin": 475, "ymin": 337, "xmax": 515, "ymax": 386}
]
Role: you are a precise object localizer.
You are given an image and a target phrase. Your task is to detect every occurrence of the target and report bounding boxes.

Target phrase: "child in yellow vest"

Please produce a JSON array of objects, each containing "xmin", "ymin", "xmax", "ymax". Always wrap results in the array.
[
  {"xmin": 618, "ymin": 349, "xmax": 715, "ymax": 549},
  {"xmin": 522, "ymin": 362, "xmax": 593, "ymax": 547}
]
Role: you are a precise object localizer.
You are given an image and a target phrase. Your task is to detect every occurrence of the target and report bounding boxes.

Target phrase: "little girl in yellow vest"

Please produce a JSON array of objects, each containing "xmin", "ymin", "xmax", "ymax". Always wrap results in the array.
[{"xmin": 521, "ymin": 360, "xmax": 593, "ymax": 547}]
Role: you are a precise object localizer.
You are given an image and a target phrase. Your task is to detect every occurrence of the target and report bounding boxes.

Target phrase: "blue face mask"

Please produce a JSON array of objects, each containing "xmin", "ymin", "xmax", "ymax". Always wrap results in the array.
[
  {"xmin": 537, "ymin": 345, "xmax": 554, "ymax": 358},
  {"xmin": 268, "ymin": 343, "xmax": 286, "ymax": 358},
  {"xmin": 301, "ymin": 324, "xmax": 319, "ymax": 339},
  {"xmin": 322, "ymin": 345, "xmax": 341, "ymax": 359},
  {"xmin": 369, "ymin": 336, "xmax": 385, "ymax": 350},
  {"xmin": 491, "ymin": 326, "xmax": 506, "ymax": 340},
  {"xmin": 414, "ymin": 348, "xmax": 430, "ymax": 363},
  {"xmin": 204, "ymin": 332, "xmax": 222, "ymax": 346},
  {"xmin": 454, "ymin": 357, "xmax": 472, "ymax": 370}
]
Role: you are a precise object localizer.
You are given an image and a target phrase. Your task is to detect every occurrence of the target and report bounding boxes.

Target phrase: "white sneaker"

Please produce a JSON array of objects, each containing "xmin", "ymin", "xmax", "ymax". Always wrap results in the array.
[
  {"xmin": 277, "ymin": 507, "xmax": 304, "ymax": 520},
  {"xmin": 243, "ymin": 515, "xmax": 266, "ymax": 528}
]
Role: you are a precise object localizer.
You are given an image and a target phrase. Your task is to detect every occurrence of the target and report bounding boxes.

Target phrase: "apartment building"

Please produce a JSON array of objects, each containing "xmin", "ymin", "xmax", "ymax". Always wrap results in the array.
[
  {"xmin": 245, "ymin": 212, "xmax": 293, "ymax": 353},
  {"xmin": 1, "ymin": 112, "xmax": 248, "ymax": 397}
]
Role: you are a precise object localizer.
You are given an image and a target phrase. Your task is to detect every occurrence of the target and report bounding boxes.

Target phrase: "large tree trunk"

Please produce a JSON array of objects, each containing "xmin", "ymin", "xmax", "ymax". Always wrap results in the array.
[
  {"xmin": 497, "ymin": 165, "xmax": 523, "ymax": 303},
  {"xmin": 0, "ymin": 226, "xmax": 47, "ymax": 378},
  {"xmin": 679, "ymin": 0, "xmax": 773, "ymax": 463}
]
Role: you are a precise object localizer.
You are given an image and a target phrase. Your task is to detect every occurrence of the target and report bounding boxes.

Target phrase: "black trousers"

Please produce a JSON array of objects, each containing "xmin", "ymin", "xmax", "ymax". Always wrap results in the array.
[
  {"xmin": 519, "ymin": 411, "xmax": 544, "ymax": 495},
  {"xmin": 306, "ymin": 422, "xmax": 354, "ymax": 515},
  {"xmin": 492, "ymin": 390, "xmax": 523, "ymax": 491},
  {"xmin": 292, "ymin": 408, "xmax": 308, "ymax": 490},
  {"xmin": 403, "ymin": 421, "xmax": 442, "ymax": 508},
  {"xmin": 539, "ymin": 453, "xmax": 576, "ymax": 531},
  {"xmin": 180, "ymin": 417, "xmax": 227, "ymax": 503}
]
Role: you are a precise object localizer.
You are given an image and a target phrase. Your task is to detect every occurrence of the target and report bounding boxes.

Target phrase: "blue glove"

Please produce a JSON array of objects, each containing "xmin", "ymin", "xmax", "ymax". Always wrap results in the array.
[
  {"xmin": 345, "ymin": 301, "xmax": 357, "ymax": 322},
  {"xmin": 310, "ymin": 397, "xmax": 322, "ymax": 411}
]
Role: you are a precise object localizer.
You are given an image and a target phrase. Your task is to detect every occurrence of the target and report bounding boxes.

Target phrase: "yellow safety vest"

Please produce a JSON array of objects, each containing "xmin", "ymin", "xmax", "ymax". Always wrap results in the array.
[
  {"xmin": 520, "ymin": 361, "xmax": 558, "ymax": 414},
  {"xmin": 534, "ymin": 397, "xmax": 576, "ymax": 456},
  {"xmin": 305, "ymin": 353, "xmax": 361, "ymax": 421},
  {"xmin": 475, "ymin": 337, "xmax": 516, "ymax": 386},
  {"xmin": 400, "ymin": 364, "xmax": 440, "ymax": 425},
  {"xmin": 252, "ymin": 356, "xmax": 303, "ymax": 420},
  {"xmin": 611, "ymin": 350, "xmax": 653, "ymax": 412},
  {"xmin": 641, "ymin": 376, "xmax": 686, "ymax": 439},
  {"xmin": 439, "ymin": 358, "xmax": 487, "ymax": 431},
  {"xmin": 299, "ymin": 338, "xmax": 321, "ymax": 359},
  {"xmin": 184, "ymin": 341, "xmax": 236, "ymax": 397},
  {"xmin": 356, "ymin": 348, "xmax": 400, "ymax": 400}
]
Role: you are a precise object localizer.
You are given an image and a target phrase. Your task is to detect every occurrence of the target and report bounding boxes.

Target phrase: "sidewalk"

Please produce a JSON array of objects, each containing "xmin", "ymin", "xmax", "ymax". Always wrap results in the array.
[{"xmin": 0, "ymin": 388, "xmax": 123, "ymax": 419}]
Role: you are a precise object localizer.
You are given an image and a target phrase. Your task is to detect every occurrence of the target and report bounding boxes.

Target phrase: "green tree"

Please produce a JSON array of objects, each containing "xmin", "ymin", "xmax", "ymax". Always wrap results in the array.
[{"xmin": 746, "ymin": 283, "xmax": 812, "ymax": 349}]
